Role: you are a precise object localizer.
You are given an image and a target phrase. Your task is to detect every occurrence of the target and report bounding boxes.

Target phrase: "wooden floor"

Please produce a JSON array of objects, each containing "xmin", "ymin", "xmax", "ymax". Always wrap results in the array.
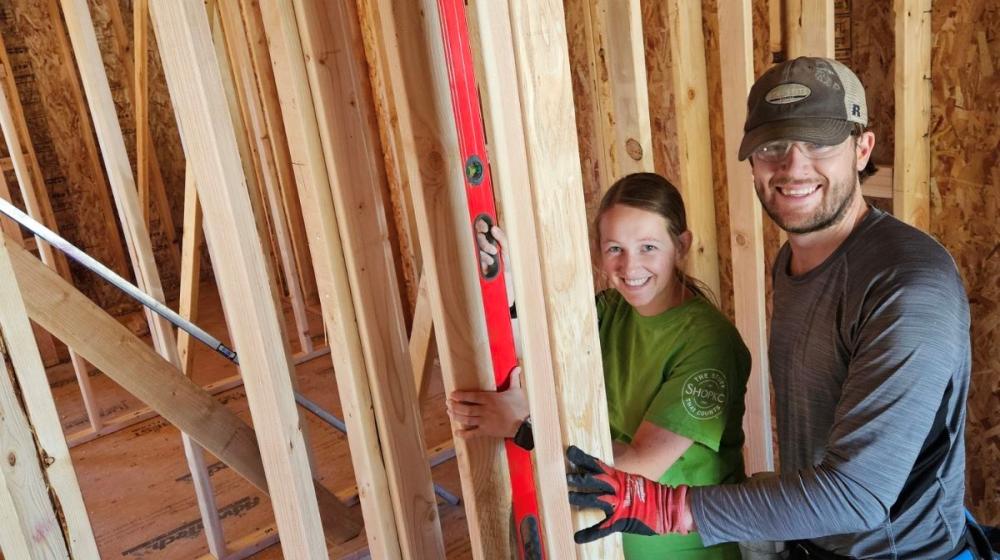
[{"xmin": 27, "ymin": 280, "xmax": 473, "ymax": 559}]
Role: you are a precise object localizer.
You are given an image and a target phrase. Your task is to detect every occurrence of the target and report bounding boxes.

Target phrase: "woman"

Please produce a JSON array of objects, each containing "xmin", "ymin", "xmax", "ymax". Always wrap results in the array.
[{"xmin": 449, "ymin": 172, "xmax": 749, "ymax": 559}]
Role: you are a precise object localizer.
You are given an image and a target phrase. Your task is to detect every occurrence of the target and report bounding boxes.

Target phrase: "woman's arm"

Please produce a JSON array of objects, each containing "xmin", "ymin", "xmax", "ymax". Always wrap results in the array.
[{"xmin": 613, "ymin": 421, "xmax": 694, "ymax": 481}]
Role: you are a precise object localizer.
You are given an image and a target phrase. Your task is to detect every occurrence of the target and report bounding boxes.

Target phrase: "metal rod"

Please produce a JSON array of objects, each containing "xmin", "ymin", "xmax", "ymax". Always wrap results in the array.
[
  {"xmin": 295, "ymin": 392, "xmax": 348, "ymax": 433},
  {"xmin": 2, "ymin": 197, "xmax": 464, "ymax": 507},
  {"xmin": 0, "ymin": 197, "xmax": 238, "ymax": 364}
]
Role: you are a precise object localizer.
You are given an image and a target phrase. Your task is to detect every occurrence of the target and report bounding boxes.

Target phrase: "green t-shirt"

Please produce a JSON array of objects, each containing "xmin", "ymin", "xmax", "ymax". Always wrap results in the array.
[{"xmin": 597, "ymin": 290, "xmax": 750, "ymax": 560}]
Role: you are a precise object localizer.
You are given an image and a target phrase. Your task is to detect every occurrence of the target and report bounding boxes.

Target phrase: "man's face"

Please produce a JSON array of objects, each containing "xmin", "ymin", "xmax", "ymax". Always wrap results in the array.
[{"xmin": 750, "ymin": 132, "xmax": 873, "ymax": 234}]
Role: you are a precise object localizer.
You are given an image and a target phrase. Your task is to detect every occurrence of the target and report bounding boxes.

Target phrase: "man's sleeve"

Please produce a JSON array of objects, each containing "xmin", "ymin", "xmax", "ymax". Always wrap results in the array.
[{"xmin": 690, "ymin": 267, "xmax": 970, "ymax": 544}]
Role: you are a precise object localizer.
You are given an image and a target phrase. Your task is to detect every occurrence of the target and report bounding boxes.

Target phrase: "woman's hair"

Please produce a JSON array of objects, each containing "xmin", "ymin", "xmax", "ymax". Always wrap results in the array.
[{"xmin": 594, "ymin": 172, "xmax": 716, "ymax": 305}]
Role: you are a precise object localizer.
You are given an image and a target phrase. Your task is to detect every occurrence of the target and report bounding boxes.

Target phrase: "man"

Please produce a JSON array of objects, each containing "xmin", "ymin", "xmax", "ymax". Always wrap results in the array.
[{"xmin": 567, "ymin": 57, "xmax": 979, "ymax": 559}]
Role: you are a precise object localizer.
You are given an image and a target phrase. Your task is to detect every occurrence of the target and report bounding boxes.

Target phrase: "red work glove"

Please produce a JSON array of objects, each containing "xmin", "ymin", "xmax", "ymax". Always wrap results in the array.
[{"xmin": 566, "ymin": 445, "xmax": 692, "ymax": 544}]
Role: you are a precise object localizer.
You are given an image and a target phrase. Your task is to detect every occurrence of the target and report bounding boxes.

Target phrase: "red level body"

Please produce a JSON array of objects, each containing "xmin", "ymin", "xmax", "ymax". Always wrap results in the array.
[{"xmin": 434, "ymin": 1, "xmax": 544, "ymax": 558}]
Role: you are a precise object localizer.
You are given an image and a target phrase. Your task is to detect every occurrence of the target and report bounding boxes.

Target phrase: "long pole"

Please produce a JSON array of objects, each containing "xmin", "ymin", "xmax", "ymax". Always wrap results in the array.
[{"xmin": 0, "ymin": 197, "xmax": 238, "ymax": 364}]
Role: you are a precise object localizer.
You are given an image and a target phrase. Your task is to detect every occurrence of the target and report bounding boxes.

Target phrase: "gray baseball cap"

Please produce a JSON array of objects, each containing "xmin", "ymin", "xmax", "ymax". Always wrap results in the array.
[{"xmin": 738, "ymin": 57, "xmax": 868, "ymax": 161}]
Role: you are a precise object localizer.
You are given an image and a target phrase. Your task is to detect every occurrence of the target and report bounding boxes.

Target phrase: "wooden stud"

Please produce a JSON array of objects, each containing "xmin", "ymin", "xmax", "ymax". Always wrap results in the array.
[
  {"xmin": 577, "ymin": 0, "xmax": 654, "ymax": 181},
  {"xmin": 0, "ymin": 235, "xmax": 98, "ymax": 560},
  {"xmin": 357, "ymin": 0, "xmax": 513, "ymax": 556},
  {"xmin": 784, "ymin": 0, "xmax": 835, "ymax": 57},
  {"xmin": 664, "ymin": 0, "xmax": 722, "ymax": 297},
  {"xmin": 176, "ymin": 167, "xmax": 203, "ymax": 375},
  {"xmin": 135, "ymin": 0, "xmax": 151, "ymax": 224},
  {"xmin": 862, "ymin": 165, "xmax": 894, "ymax": 200},
  {"xmin": 0, "ymin": 171, "xmax": 23, "ymax": 243},
  {"xmin": 770, "ymin": 0, "xmax": 785, "ymax": 60},
  {"xmin": 207, "ymin": 1, "xmax": 287, "ymax": 306},
  {"xmin": 238, "ymin": 0, "xmax": 318, "ymax": 306},
  {"xmin": 893, "ymin": 0, "xmax": 931, "ymax": 230},
  {"xmin": 100, "ymin": 0, "xmax": 180, "ymax": 273},
  {"xmin": 292, "ymin": 2, "xmax": 445, "ymax": 555},
  {"xmin": 259, "ymin": 1, "xmax": 404, "ymax": 556},
  {"xmin": 217, "ymin": 0, "xmax": 314, "ymax": 357},
  {"xmin": 58, "ymin": 2, "xmax": 239, "ymax": 555},
  {"xmin": 150, "ymin": 0, "xmax": 336, "ymax": 558},
  {"xmin": 174, "ymin": 166, "xmax": 227, "ymax": 558},
  {"xmin": 149, "ymin": 1, "xmax": 358, "ymax": 555},
  {"xmin": 355, "ymin": 0, "xmax": 426, "ymax": 313},
  {"xmin": 408, "ymin": 273, "xmax": 435, "ymax": 398},
  {"xmin": 0, "ymin": 325, "xmax": 71, "ymax": 559},
  {"xmin": 5, "ymin": 238, "xmax": 362, "ymax": 547},
  {"xmin": 504, "ymin": 2, "xmax": 624, "ymax": 557},
  {"xmin": 0, "ymin": 60, "xmax": 103, "ymax": 434},
  {"xmin": 716, "ymin": 0, "xmax": 775, "ymax": 475}
]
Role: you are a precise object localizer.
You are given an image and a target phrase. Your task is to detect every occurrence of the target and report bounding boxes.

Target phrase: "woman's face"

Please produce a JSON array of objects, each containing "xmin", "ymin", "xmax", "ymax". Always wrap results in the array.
[{"xmin": 598, "ymin": 204, "xmax": 686, "ymax": 316}]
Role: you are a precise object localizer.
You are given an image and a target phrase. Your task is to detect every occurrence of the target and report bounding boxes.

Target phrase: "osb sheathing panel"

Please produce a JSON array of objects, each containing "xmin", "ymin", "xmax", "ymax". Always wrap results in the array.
[
  {"xmin": 847, "ymin": 0, "xmax": 895, "ymax": 165},
  {"xmin": 0, "ymin": 0, "xmax": 131, "ymax": 313},
  {"xmin": 930, "ymin": 0, "xmax": 1000, "ymax": 526}
]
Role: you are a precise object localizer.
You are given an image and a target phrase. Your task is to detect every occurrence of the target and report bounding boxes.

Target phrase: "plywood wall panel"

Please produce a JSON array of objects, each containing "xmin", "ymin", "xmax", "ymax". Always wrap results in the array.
[
  {"xmin": 0, "ymin": 1, "xmax": 130, "ymax": 312},
  {"xmin": 849, "ymin": 0, "xmax": 894, "ymax": 165},
  {"xmin": 928, "ymin": 0, "xmax": 1000, "ymax": 526}
]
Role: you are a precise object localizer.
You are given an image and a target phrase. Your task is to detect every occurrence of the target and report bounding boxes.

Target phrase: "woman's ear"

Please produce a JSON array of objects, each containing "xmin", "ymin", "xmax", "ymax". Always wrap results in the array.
[{"xmin": 677, "ymin": 230, "xmax": 693, "ymax": 258}]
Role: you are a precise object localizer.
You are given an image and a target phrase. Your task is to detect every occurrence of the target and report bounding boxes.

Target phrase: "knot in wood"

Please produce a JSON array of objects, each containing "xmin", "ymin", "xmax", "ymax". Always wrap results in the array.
[{"xmin": 625, "ymin": 138, "xmax": 644, "ymax": 161}]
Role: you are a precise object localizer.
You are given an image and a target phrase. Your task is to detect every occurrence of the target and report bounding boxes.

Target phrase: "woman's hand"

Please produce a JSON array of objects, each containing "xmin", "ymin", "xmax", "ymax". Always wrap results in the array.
[
  {"xmin": 447, "ymin": 367, "xmax": 528, "ymax": 439},
  {"xmin": 476, "ymin": 218, "xmax": 510, "ymax": 278}
]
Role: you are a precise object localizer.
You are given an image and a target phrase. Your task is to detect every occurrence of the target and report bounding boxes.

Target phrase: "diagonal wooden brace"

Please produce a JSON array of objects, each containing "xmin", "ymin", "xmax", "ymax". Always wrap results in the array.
[{"xmin": 4, "ymin": 234, "xmax": 362, "ymax": 545}]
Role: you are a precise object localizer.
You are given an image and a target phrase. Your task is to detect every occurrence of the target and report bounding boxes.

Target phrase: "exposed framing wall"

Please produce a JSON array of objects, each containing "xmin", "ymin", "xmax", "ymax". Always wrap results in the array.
[{"xmin": 1, "ymin": 1, "xmax": 997, "ymax": 558}]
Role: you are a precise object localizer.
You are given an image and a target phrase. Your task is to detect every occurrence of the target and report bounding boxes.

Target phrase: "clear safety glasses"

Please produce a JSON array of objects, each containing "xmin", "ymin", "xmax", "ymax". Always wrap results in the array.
[{"xmin": 751, "ymin": 139, "xmax": 849, "ymax": 163}]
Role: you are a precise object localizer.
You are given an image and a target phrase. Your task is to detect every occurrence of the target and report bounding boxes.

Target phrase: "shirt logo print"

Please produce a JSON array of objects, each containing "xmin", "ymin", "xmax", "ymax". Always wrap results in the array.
[{"xmin": 682, "ymin": 369, "xmax": 728, "ymax": 420}]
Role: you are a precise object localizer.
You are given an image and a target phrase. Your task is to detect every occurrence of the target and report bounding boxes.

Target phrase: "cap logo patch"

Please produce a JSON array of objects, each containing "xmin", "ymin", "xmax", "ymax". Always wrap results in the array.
[{"xmin": 764, "ymin": 83, "xmax": 811, "ymax": 105}]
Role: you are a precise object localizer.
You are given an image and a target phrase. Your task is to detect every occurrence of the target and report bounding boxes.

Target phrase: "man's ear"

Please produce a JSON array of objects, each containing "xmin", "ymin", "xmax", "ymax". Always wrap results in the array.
[
  {"xmin": 855, "ymin": 130, "xmax": 875, "ymax": 171},
  {"xmin": 677, "ymin": 230, "xmax": 693, "ymax": 258}
]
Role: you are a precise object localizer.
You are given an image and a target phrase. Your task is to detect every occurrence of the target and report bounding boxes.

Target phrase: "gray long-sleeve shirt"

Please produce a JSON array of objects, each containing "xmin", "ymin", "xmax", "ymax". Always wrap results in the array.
[{"xmin": 691, "ymin": 208, "xmax": 971, "ymax": 558}]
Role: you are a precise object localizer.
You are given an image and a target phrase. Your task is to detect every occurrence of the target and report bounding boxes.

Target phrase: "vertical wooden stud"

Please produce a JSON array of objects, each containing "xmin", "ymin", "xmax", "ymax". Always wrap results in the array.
[{"xmin": 717, "ymin": 0, "xmax": 775, "ymax": 474}]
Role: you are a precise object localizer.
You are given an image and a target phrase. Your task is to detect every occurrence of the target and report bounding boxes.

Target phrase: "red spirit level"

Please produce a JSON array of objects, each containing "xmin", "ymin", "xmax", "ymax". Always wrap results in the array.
[{"xmin": 434, "ymin": 1, "xmax": 544, "ymax": 558}]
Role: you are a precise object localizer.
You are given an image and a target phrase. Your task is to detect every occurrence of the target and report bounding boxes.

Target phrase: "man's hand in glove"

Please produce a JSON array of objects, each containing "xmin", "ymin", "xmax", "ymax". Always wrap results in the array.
[{"xmin": 566, "ymin": 445, "xmax": 693, "ymax": 544}]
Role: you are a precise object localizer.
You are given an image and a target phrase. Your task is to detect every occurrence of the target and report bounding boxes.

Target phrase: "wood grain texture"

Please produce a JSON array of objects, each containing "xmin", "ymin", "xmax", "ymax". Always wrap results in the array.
[
  {"xmin": 0, "ymin": 235, "xmax": 90, "ymax": 560},
  {"xmin": 357, "ymin": 0, "xmax": 513, "ymax": 557},
  {"xmin": 148, "ymin": 2, "xmax": 348, "ymax": 555},
  {"xmin": 88, "ymin": 0, "xmax": 180, "ymax": 294},
  {"xmin": 506, "ymin": 2, "xmax": 622, "ymax": 557},
  {"xmin": 664, "ymin": 0, "xmax": 721, "ymax": 297},
  {"xmin": 257, "ymin": 0, "xmax": 402, "ymax": 556},
  {"xmin": 6, "ymin": 236, "xmax": 361, "ymax": 545},
  {"xmin": 784, "ymin": 0, "xmax": 835, "ymax": 57},
  {"xmin": 715, "ymin": 0, "xmax": 774, "ymax": 474},
  {"xmin": 292, "ymin": 1, "xmax": 444, "ymax": 556},
  {"xmin": 892, "ymin": 0, "xmax": 931, "ymax": 230},
  {"xmin": 238, "ymin": 0, "xmax": 317, "ymax": 305},
  {"xmin": 218, "ymin": 0, "xmax": 313, "ymax": 355},
  {"xmin": 566, "ymin": 0, "xmax": 653, "ymax": 188},
  {"xmin": 564, "ymin": 0, "xmax": 610, "ymax": 222}
]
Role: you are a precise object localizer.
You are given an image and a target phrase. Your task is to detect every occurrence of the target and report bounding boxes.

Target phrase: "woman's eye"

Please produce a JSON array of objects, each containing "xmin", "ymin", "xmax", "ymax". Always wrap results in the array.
[
  {"xmin": 606, "ymin": 246, "xmax": 621, "ymax": 255},
  {"xmin": 642, "ymin": 244, "xmax": 657, "ymax": 251}
]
